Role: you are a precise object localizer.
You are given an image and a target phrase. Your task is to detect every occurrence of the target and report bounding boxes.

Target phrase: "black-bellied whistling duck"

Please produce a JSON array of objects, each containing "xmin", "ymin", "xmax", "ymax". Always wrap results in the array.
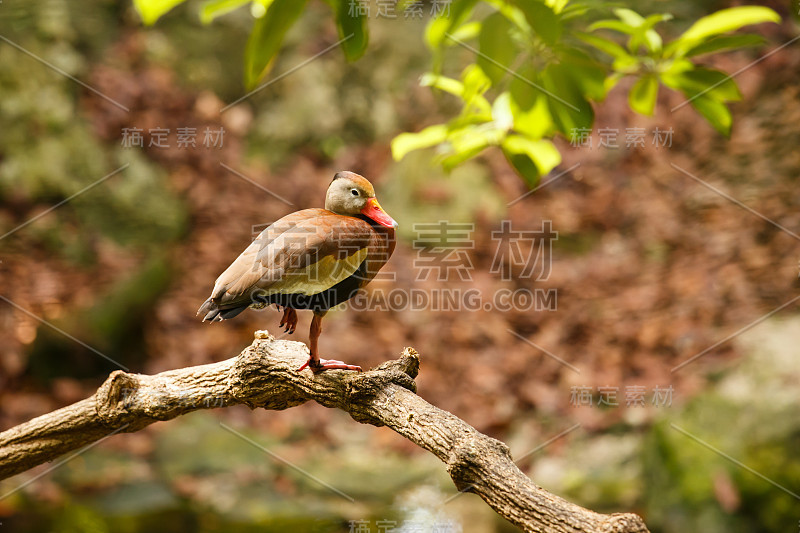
[{"xmin": 198, "ymin": 171, "xmax": 397, "ymax": 372}]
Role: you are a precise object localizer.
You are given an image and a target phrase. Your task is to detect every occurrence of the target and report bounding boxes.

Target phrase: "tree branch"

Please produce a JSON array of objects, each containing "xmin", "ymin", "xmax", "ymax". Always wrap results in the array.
[{"xmin": 0, "ymin": 331, "xmax": 649, "ymax": 533}]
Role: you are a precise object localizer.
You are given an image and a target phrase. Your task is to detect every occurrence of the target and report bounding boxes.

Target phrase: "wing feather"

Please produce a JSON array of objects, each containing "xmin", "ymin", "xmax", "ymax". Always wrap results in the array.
[{"xmin": 209, "ymin": 209, "xmax": 373, "ymax": 308}]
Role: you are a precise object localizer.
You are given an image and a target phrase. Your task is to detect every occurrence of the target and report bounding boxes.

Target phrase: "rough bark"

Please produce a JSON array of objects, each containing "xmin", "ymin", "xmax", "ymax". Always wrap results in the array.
[{"xmin": 0, "ymin": 331, "xmax": 649, "ymax": 533}]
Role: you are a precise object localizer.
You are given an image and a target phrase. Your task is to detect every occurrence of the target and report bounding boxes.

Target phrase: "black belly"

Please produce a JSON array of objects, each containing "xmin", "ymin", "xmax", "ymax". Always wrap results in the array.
[{"xmin": 256, "ymin": 261, "xmax": 367, "ymax": 313}]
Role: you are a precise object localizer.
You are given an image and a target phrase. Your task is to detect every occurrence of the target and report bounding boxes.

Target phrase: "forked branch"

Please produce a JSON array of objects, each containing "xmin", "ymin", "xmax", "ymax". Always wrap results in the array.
[{"xmin": 0, "ymin": 331, "xmax": 649, "ymax": 533}]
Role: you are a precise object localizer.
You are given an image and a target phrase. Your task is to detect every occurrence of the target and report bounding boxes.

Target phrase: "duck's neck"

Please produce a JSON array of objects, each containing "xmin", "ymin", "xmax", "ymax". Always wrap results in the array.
[
  {"xmin": 357, "ymin": 214, "xmax": 396, "ymax": 241},
  {"xmin": 356, "ymin": 214, "xmax": 380, "ymax": 227}
]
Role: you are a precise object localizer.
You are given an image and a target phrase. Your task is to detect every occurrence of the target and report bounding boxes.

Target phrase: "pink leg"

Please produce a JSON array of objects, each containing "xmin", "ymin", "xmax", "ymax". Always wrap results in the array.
[{"xmin": 297, "ymin": 312, "xmax": 362, "ymax": 373}]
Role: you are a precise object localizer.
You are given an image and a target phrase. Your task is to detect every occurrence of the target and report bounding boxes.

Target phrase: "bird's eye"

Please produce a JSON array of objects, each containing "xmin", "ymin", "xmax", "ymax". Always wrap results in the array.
[{"xmin": 351, "ymin": 189, "xmax": 359, "ymax": 196}]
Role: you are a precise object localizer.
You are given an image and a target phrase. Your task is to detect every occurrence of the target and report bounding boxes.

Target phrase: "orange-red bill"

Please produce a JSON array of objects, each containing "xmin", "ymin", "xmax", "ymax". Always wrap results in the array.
[{"xmin": 361, "ymin": 197, "xmax": 398, "ymax": 228}]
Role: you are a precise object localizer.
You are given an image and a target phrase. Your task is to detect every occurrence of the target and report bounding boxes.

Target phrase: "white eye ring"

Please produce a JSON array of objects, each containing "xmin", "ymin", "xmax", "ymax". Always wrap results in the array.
[{"xmin": 351, "ymin": 189, "xmax": 359, "ymax": 196}]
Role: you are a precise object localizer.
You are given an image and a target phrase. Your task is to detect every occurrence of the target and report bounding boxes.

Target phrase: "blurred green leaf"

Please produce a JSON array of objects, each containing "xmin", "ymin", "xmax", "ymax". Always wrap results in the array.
[
  {"xmin": 589, "ymin": 19, "xmax": 636, "ymax": 35},
  {"xmin": 628, "ymin": 75, "xmax": 658, "ymax": 115},
  {"xmin": 461, "ymin": 64, "xmax": 493, "ymax": 116},
  {"xmin": 685, "ymin": 68, "xmax": 741, "ymax": 102},
  {"xmin": 440, "ymin": 125, "xmax": 504, "ymax": 169},
  {"xmin": 611, "ymin": 54, "xmax": 639, "ymax": 74},
  {"xmin": 575, "ymin": 32, "xmax": 631, "ymax": 60},
  {"xmin": 243, "ymin": 0, "xmax": 308, "ymax": 89},
  {"xmin": 482, "ymin": 0, "xmax": 529, "ymax": 31},
  {"xmin": 561, "ymin": 3, "xmax": 591, "ymax": 21},
  {"xmin": 546, "ymin": 0, "xmax": 568, "ymax": 13},
  {"xmin": 592, "ymin": 9, "xmax": 670, "ymax": 54},
  {"xmin": 603, "ymin": 71, "xmax": 624, "ymax": 93},
  {"xmin": 662, "ymin": 68, "xmax": 741, "ymax": 102},
  {"xmin": 669, "ymin": 6, "xmax": 780, "ymax": 56},
  {"xmin": 684, "ymin": 33, "xmax": 765, "ymax": 57},
  {"xmin": 462, "ymin": 62, "xmax": 491, "ymax": 95},
  {"xmin": 133, "ymin": 0, "xmax": 188, "ymax": 24},
  {"xmin": 420, "ymin": 73, "xmax": 465, "ymax": 97},
  {"xmin": 501, "ymin": 135, "xmax": 561, "ymax": 185},
  {"xmin": 425, "ymin": 0, "xmax": 480, "ymax": 49},
  {"xmin": 199, "ymin": 0, "xmax": 249, "ymax": 24},
  {"xmin": 478, "ymin": 12, "xmax": 515, "ymax": 85},
  {"xmin": 689, "ymin": 95, "xmax": 732, "ymax": 136},
  {"xmin": 450, "ymin": 21, "xmax": 482, "ymax": 42},
  {"xmin": 680, "ymin": 6, "xmax": 780, "ymax": 43},
  {"xmin": 391, "ymin": 125, "xmax": 448, "ymax": 161},
  {"xmin": 512, "ymin": 93, "xmax": 554, "ymax": 139},
  {"xmin": 511, "ymin": 0, "xmax": 562, "ymax": 45},
  {"xmin": 561, "ymin": 49, "xmax": 607, "ymax": 101},
  {"xmin": 542, "ymin": 63, "xmax": 594, "ymax": 135},
  {"xmin": 491, "ymin": 92, "xmax": 514, "ymax": 131},
  {"xmin": 661, "ymin": 58, "xmax": 694, "ymax": 76},
  {"xmin": 324, "ymin": 0, "xmax": 368, "ymax": 61},
  {"xmin": 509, "ymin": 64, "xmax": 538, "ymax": 110},
  {"xmin": 641, "ymin": 12, "xmax": 673, "ymax": 29},
  {"xmin": 421, "ymin": 70, "xmax": 492, "ymax": 121},
  {"xmin": 632, "ymin": 13, "xmax": 672, "ymax": 53},
  {"xmin": 507, "ymin": 67, "xmax": 555, "ymax": 138},
  {"xmin": 638, "ymin": 29, "xmax": 661, "ymax": 53},
  {"xmin": 613, "ymin": 8, "xmax": 645, "ymax": 27}
]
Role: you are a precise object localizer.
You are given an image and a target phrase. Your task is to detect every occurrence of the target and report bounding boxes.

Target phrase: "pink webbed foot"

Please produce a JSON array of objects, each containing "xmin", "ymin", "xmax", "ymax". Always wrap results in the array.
[{"xmin": 297, "ymin": 357, "xmax": 362, "ymax": 373}]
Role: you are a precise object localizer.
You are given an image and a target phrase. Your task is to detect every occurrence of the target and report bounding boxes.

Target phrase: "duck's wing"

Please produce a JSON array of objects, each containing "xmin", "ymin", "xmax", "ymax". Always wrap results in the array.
[{"xmin": 205, "ymin": 209, "xmax": 374, "ymax": 311}]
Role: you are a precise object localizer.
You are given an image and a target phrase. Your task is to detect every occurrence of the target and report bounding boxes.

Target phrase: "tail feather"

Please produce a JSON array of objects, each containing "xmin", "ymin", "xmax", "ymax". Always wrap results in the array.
[
  {"xmin": 197, "ymin": 298, "xmax": 216, "ymax": 320},
  {"xmin": 198, "ymin": 297, "xmax": 249, "ymax": 322},
  {"xmin": 217, "ymin": 305, "xmax": 248, "ymax": 320}
]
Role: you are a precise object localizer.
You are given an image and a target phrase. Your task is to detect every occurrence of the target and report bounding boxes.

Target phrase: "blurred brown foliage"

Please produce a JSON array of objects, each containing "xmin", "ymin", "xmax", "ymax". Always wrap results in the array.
[{"xmin": 1, "ymin": 23, "xmax": 799, "ymax": 453}]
